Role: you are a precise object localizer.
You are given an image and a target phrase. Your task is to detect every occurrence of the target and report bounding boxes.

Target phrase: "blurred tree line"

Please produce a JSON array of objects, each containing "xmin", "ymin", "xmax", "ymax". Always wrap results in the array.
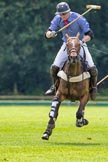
[{"xmin": 0, "ymin": 0, "xmax": 107, "ymax": 95}]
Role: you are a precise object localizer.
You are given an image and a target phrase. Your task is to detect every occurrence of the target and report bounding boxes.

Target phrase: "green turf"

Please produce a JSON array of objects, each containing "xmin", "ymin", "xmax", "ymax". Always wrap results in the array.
[{"xmin": 0, "ymin": 105, "xmax": 108, "ymax": 162}]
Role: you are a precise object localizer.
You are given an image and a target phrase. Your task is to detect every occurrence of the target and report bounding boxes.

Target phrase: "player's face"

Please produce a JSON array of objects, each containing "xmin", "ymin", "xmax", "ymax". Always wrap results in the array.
[{"xmin": 60, "ymin": 12, "xmax": 70, "ymax": 20}]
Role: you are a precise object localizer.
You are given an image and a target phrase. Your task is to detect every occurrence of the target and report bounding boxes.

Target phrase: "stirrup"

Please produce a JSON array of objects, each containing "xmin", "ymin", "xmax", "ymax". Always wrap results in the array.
[{"xmin": 45, "ymin": 85, "xmax": 55, "ymax": 96}]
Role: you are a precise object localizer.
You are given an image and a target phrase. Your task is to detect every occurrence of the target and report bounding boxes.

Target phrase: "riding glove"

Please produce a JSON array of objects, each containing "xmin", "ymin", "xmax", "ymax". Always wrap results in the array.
[{"xmin": 50, "ymin": 31, "xmax": 57, "ymax": 38}]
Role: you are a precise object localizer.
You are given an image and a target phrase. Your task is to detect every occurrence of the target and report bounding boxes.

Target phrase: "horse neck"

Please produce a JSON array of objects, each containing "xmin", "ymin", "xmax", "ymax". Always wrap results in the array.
[{"xmin": 65, "ymin": 60, "xmax": 82, "ymax": 76}]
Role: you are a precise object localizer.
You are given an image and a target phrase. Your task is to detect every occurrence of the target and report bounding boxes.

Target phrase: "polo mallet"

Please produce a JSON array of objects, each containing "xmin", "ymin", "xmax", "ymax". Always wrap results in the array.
[
  {"xmin": 56, "ymin": 5, "xmax": 101, "ymax": 33},
  {"xmin": 97, "ymin": 75, "xmax": 108, "ymax": 86}
]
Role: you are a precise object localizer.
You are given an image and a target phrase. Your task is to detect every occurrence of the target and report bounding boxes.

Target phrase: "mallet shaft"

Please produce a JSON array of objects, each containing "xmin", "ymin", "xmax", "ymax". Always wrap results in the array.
[{"xmin": 97, "ymin": 75, "xmax": 108, "ymax": 86}]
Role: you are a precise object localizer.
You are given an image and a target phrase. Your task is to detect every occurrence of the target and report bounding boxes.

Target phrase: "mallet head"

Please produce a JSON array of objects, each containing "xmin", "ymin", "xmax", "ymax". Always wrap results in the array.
[{"xmin": 86, "ymin": 5, "xmax": 101, "ymax": 10}]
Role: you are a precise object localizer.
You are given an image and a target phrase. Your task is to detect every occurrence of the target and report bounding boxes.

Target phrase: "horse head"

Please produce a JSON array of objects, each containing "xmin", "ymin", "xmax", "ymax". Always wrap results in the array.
[{"xmin": 66, "ymin": 33, "xmax": 80, "ymax": 63}]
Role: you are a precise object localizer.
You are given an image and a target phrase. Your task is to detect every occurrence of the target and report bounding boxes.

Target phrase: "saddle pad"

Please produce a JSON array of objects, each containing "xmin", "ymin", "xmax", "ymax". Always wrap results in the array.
[{"xmin": 57, "ymin": 70, "xmax": 90, "ymax": 82}]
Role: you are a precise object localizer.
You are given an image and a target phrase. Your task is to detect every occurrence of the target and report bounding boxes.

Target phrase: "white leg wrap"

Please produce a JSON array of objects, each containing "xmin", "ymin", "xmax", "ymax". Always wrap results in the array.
[{"xmin": 49, "ymin": 100, "xmax": 60, "ymax": 118}]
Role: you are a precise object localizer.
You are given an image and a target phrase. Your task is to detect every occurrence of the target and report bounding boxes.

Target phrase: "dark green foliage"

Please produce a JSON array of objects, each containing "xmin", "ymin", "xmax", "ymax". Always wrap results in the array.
[{"xmin": 0, "ymin": 0, "xmax": 107, "ymax": 95}]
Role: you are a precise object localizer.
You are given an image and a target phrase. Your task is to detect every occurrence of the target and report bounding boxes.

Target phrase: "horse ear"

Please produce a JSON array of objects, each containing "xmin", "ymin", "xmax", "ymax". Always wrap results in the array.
[
  {"xmin": 65, "ymin": 34, "xmax": 69, "ymax": 39},
  {"xmin": 76, "ymin": 32, "xmax": 80, "ymax": 39}
]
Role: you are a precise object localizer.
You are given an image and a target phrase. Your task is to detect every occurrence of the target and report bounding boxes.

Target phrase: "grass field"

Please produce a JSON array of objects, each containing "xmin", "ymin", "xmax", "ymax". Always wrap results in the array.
[{"xmin": 0, "ymin": 104, "xmax": 108, "ymax": 162}]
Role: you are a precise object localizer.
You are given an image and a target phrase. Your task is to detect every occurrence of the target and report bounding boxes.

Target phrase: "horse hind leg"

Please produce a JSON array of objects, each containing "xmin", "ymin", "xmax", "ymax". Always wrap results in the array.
[
  {"xmin": 76, "ymin": 105, "xmax": 89, "ymax": 127},
  {"xmin": 41, "ymin": 96, "xmax": 61, "ymax": 140}
]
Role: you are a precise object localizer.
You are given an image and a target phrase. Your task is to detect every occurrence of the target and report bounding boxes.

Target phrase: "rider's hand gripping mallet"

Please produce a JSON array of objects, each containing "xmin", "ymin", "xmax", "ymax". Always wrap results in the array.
[{"xmin": 56, "ymin": 5, "xmax": 101, "ymax": 33}]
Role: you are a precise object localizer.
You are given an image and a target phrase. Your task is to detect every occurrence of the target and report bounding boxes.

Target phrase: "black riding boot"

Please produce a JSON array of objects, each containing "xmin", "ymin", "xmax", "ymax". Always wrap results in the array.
[
  {"xmin": 89, "ymin": 66, "xmax": 98, "ymax": 100},
  {"xmin": 45, "ymin": 65, "xmax": 59, "ymax": 95}
]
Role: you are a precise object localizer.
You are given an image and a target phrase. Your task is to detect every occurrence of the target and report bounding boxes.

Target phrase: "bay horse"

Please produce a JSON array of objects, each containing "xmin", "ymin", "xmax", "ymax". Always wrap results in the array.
[{"xmin": 42, "ymin": 33, "xmax": 90, "ymax": 140}]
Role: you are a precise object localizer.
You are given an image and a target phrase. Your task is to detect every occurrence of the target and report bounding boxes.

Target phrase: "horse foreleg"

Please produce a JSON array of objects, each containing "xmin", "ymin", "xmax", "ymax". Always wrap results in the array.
[
  {"xmin": 76, "ymin": 95, "xmax": 89, "ymax": 127},
  {"xmin": 42, "ymin": 95, "xmax": 61, "ymax": 140}
]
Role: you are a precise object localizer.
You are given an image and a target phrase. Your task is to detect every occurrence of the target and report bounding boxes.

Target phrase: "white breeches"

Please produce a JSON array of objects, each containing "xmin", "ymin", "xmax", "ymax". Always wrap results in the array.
[{"xmin": 53, "ymin": 42, "xmax": 95, "ymax": 69}]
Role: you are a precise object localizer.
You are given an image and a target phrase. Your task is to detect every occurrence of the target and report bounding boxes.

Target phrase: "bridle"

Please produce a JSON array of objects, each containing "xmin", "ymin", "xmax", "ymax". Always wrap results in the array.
[{"xmin": 66, "ymin": 36, "xmax": 80, "ymax": 62}]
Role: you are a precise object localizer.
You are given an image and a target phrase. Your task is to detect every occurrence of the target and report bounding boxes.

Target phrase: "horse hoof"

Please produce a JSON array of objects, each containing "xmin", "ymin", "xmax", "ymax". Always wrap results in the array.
[
  {"xmin": 83, "ymin": 119, "xmax": 89, "ymax": 125},
  {"xmin": 76, "ymin": 119, "xmax": 83, "ymax": 127},
  {"xmin": 76, "ymin": 119, "xmax": 89, "ymax": 127},
  {"xmin": 76, "ymin": 122, "xmax": 83, "ymax": 127},
  {"xmin": 41, "ymin": 133, "xmax": 49, "ymax": 140}
]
